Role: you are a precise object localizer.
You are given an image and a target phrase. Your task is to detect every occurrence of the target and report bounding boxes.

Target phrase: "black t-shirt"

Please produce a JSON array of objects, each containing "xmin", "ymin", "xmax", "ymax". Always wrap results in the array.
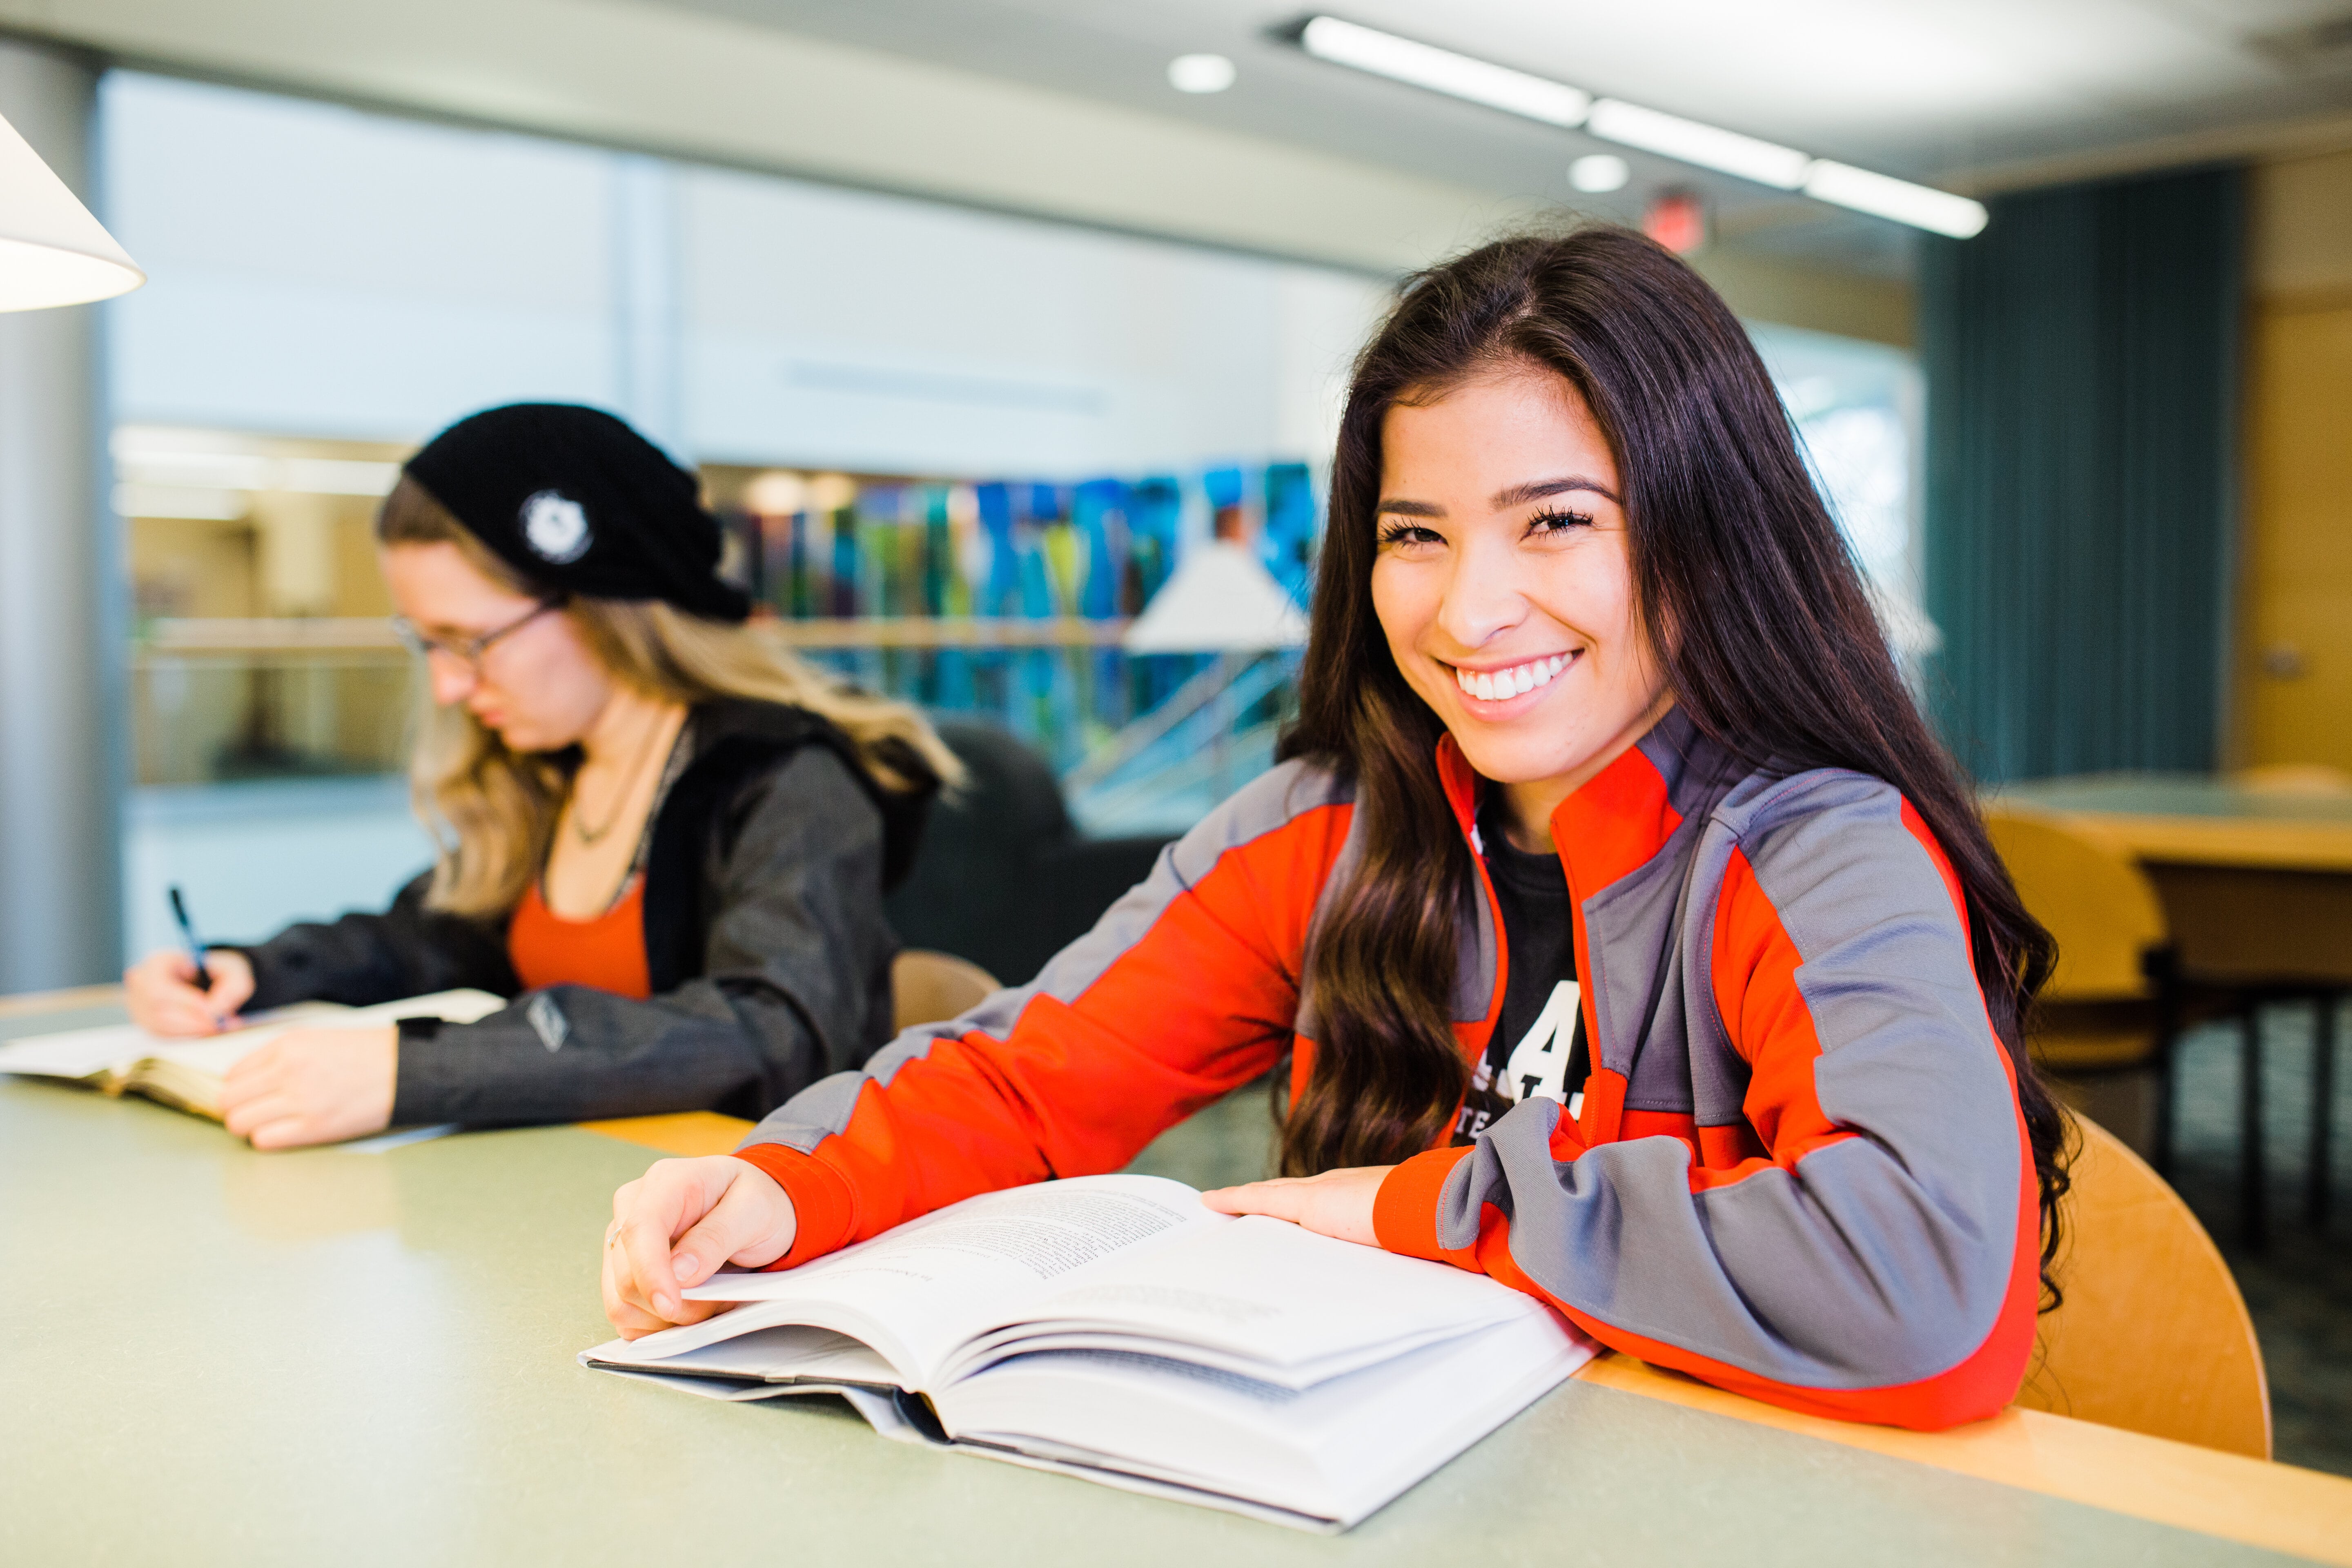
[{"xmin": 1454, "ymin": 799, "xmax": 1589, "ymax": 1145}]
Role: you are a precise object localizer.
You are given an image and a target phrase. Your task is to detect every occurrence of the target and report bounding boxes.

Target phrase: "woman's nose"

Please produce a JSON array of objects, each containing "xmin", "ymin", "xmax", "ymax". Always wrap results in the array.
[
  {"xmin": 427, "ymin": 655, "xmax": 477, "ymax": 706},
  {"xmin": 1434, "ymin": 536, "xmax": 1527, "ymax": 649}
]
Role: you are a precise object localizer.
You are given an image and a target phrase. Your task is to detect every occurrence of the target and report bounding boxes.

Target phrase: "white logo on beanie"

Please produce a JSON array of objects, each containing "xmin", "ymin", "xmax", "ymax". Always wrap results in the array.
[{"xmin": 519, "ymin": 490, "xmax": 592, "ymax": 564}]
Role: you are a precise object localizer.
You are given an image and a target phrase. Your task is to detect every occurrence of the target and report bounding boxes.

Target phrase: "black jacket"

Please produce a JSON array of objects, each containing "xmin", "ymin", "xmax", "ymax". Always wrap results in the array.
[{"xmin": 236, "ymin": 700, "xmax": 935, "ymax": 1127}]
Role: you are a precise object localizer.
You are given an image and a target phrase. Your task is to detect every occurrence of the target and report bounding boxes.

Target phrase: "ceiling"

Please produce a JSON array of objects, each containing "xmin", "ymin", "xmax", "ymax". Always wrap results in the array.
[{"xmin": 644, "ymin": 0, "xmax": 2352, "ymax": 279}]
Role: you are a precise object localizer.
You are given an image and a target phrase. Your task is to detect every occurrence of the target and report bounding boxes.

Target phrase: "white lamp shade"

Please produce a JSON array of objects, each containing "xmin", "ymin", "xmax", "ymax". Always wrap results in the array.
[
  {"xmin": 1123, "ymin": 541, "xmax": 1310, "ymax": 653},
  {"xmin": 0, "ymin": 109, "xmax": 142, "ymax": 311}
]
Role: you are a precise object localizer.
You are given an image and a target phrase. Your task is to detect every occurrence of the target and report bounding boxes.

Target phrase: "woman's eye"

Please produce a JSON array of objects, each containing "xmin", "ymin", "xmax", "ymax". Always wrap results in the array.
[
  {"xmin": 1527, "ymin": 508, "xmax": 1595, "ymax": 538},
  {"xmin": 1377, "ymin": 522, "xmax": 1443, "ymax": 550}
]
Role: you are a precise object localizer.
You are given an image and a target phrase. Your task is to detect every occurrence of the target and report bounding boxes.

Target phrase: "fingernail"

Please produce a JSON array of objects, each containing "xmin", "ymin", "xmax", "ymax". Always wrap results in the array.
[
  {"xmin": 671, "ymin": 1253, "xmax": 698, "ymax": 1283},
  {"xmin": 655, "ymin": 1292, "xmax": 677, "ymax": 1315}
]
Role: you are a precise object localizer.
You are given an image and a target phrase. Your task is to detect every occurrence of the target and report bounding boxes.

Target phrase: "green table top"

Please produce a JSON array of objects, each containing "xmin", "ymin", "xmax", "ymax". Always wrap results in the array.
[{"xmin": 0, "ymin": 1011, "xmax": 2311, "ymax": 1566}]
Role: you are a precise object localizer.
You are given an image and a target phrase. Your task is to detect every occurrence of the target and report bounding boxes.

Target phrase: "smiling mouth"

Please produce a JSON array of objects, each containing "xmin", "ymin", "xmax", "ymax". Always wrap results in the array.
[{"xmin": 1451, "ymin": 652, "xmax": 1575, "ymax": 704}]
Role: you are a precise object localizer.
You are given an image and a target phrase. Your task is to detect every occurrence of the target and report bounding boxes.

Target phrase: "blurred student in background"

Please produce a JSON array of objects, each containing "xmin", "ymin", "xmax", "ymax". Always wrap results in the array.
[
  {"xmin": 124, "ymin": 403, "xmax": 957, "ymax": 1149},
  {"xmin": 599, "ymin": 231, "xmax": 2069, "ymax": 1432}
]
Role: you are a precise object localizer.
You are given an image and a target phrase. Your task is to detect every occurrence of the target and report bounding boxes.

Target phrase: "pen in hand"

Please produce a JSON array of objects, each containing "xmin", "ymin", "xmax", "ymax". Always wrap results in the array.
[{"xmin": 168, "ymin": 884, "xmax": 214, "ymax": 992}]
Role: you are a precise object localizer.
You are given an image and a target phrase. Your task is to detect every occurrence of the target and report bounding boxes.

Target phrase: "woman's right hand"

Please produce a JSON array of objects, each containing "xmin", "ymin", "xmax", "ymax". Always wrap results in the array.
[
  {"xmin": 122, "ymin": 948, "xmax": 256, "ymax": 1036},
  {"xmin": 603, "ymin": 1156, "xmax": 798, "ymax": 1339}
]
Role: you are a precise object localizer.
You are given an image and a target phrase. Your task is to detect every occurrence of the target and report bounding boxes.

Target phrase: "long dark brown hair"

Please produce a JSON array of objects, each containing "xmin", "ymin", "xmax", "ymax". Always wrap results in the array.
[{"xmin": 1279, "ymin": 227, "xmax": 2070, "ymax": 1300}]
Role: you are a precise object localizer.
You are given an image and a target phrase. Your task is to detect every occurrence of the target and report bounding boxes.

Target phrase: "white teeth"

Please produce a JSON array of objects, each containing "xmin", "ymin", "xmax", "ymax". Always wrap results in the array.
[{"xmin": 1458, "ymin": 655, "xmax": 1581, "ymax": 702}]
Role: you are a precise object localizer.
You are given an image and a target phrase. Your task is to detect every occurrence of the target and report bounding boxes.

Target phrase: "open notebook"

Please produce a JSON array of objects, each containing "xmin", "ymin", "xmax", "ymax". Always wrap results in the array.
[
  {"xmin": 0, "ymin": 989, "xmax": 505, "ymax": 1119},
  {"xmin": 582, "ymin": 1174, "xmax": 1595, "ymax": 1531}
]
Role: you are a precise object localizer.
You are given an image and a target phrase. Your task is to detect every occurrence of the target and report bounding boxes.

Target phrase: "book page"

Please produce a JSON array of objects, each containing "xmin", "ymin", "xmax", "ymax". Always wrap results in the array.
[
  {"xmin": 935, "ymin": 1305, "xmax": 1593, "ymax": 1528},
  {"xmin": 0, "ymin": 1002, "xmax": 342, "ymax": 1081},
  {"xmin": 670, "ymin": 1175, "xmax": 1223, "ymax": 1382},
  {"xmin": 0, "ymin": 1021, "xmax": 166, "ymax": 1080},
  {"xmin": 944, "ymin": 1214, "xmax": 1544, "ymax": 1388},
  {"xmin": 586, "ymin": 1324, "xmax": 898, "ymax": 1387},
  {"xmin": 0, "ymin": 991, "xmax": 501, "ymax": 1091}
]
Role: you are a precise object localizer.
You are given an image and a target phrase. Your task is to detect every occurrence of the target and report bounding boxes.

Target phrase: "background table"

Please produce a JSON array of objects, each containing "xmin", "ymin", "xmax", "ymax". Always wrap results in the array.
[
  {"xmin": 1998, "ymin": 775, "xmax": 2352, "ymax": 1234},
  {"xmin": 4, "ymin": 995, "xmax": 2350, "ymax": 1565},
  {"xmin": 1997, "ymin": 775, "xmax": 2352, "ymax": 985}
]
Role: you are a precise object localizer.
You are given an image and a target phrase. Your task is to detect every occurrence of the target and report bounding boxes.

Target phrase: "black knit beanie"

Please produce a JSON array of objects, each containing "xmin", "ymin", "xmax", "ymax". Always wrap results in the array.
[{"xmin": 402, "ymin": 403, "xmax": 751, "ymax": 622}]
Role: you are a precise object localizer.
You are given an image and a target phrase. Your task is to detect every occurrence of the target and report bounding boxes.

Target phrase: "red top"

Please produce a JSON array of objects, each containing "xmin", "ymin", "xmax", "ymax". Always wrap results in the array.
[{"xmin": 508, "ymin": 877, "xmax": 653, "ymax": 1000}]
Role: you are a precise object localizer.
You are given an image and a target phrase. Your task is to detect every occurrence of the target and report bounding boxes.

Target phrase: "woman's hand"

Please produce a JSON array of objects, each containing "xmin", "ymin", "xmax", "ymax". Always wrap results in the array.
[
  {"xmin": 603, "ymin": 1157, "xmax": 799, "ymax": 1339},
  {"xmin": 218, "ymin": 1025, "xmax": 397, "ymax": 1149},
  {"xmin": 1201, "ymin": 1165, "xmax": 1393, "ymax": 1247},
  {"xmin": 123, "ymin": 948, "xmax": 255, "ymax": 1036}
]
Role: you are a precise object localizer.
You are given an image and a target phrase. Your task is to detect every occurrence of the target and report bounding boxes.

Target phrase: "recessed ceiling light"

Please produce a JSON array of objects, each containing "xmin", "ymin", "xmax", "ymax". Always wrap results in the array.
[
  {"xmin": 1568, "ymin": 154, "xmax": 1630, "ymax": 194},
  {"xmin": 1169, "ymin": 53, "xmax": 1238, "ymax": 94}
]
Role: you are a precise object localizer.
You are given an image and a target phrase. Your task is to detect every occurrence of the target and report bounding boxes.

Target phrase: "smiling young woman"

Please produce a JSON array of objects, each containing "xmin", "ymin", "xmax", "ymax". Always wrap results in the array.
[
  {"xmin": 596, "ymin": 231, "xmax": 2070, "ymax": 1433},
  {"xmin": 122, "ymin": 404, "xmax": 957, "ymax": 1151}
]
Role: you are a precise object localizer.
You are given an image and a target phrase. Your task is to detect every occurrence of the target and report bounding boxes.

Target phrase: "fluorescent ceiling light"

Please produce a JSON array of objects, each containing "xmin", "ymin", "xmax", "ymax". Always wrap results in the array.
[
  {"xmin": 1802, "ymin": 160, "xmax": 1988, "ymax": 238},
  {"xmin": 1584, "ymin": 99, "xmax": 1809, "ymax": 190},
  {"xmin": 1298, "ymin": 16, "xmax": 1589, "ymax": 128},
  {"xmin": 1284, "ymin": 16, "xmax": 1987, "ymax": 238}
]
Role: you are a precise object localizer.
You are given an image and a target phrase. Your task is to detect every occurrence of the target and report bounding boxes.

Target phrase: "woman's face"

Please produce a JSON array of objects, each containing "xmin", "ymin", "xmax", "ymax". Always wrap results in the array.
[
  {"xmin": 379, "ymin": 542, "xmax": 614, "ymax": 753},
  {"xmin": 1370, "ymin": 364, "xmax": 1669, "ymax": 805}
]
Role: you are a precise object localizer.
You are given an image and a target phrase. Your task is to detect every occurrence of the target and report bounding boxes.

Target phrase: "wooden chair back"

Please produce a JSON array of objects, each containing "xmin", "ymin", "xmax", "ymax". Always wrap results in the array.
[
  {"xmin": 2018, "ymin": 1114, "xmax": 2271, "ymax": 1458},
  {"xmin": 892, "ymin": 948, "xmax": 1001, "ymax": 1032},
  {"xmin": 1983, "ymin": 806, "xmax": 2167, "ymax": 1001}
]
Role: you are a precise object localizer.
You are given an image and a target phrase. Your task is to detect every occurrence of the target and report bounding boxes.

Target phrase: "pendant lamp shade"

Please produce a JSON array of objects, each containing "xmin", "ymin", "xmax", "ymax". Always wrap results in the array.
[
  {"xmin": 1123, "ymin": 541, "xmax": 1309, "ymax": 653},
  {"xmin": 0, "ymin": 107, "xmax": 141, "ymax": 311}
]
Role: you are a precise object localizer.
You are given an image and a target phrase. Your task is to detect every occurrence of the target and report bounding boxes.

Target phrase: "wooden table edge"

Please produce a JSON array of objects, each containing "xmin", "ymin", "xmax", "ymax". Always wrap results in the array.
[{"xmin": 2050, "ymin": 811, "xmax": 2352, "ymax": 873}]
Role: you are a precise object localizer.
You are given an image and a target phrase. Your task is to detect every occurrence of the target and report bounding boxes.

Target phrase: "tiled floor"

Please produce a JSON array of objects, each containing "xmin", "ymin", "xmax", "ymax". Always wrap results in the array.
[
  {"xmin": 2168, "ymin": 1002, "xmax": 2352, "ymax": 1475},
  {"xmin": 1127, "ymin": 1003, "xmax": 2352, "ymax": 1476}
]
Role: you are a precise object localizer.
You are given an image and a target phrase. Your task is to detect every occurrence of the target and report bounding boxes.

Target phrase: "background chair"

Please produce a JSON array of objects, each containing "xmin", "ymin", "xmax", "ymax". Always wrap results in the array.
[
  {"xmin": 2017, "ymin": 1113, "xmax": 2271, "ymax": 1459},
  {"xmin": 1983, "ymin": 806, "xmax": 2182, "ymax": 1164},
  {"xmin": 886, "ymin": 719, "xmax": 1172, "ymax": 987},
  {"xmin": 890, "ymin": 948, "xmax": 1000, "ymax": 1033}
]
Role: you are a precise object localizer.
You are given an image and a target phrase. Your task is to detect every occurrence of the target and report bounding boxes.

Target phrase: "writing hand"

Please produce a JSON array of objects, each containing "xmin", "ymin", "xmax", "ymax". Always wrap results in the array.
[{"xmin": 124, "ymin": 948, "xmax": 255, "ymax": 1036}]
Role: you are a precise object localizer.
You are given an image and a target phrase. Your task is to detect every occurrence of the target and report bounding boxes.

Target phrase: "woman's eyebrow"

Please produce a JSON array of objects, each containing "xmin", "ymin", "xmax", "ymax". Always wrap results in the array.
[
  {"xmin": 1491, "ymin": 475, "xmax": 1620, "ymax": 508},
  {"xmin": 1376, "ymin": 497, "xmax": 1445, "ymax": 517}
]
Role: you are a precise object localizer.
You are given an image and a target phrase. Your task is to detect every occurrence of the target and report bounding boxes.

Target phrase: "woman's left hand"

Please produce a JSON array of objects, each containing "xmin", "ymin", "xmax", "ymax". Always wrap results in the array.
[
  {"xmin": 1200, "ymin": 1165, "xmax": 1393, "ymax": 1247},
  {"xmin": 219, "ymin": 1026, "xmax": 399, "ymax": 1150}
]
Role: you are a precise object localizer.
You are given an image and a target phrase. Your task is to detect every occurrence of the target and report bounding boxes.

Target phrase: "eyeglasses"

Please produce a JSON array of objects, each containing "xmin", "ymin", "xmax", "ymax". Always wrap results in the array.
[{"xmin": 390, "ymin": 601, "xmax": 561, "ymax": 675}]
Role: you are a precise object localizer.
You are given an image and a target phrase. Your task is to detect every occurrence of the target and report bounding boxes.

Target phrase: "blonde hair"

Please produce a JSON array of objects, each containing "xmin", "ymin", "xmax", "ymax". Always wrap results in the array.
[{"xmin": 378, "ymin": 475, "xmax": 962, "ymax": 916}]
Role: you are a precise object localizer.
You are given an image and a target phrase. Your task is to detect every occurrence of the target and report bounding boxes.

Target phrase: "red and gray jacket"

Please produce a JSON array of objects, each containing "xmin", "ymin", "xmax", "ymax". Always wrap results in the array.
[{"xmin": 735, "ymin": 708, "xmax": 2040, "ymax": 1430}]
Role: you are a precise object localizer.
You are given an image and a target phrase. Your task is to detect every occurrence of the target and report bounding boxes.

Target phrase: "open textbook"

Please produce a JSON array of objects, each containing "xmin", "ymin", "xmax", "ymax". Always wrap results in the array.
[
  {"xmin": 581, "ymin": 1174, "xmax": 1595, "ymax": 1531},
  {"xmin": 0, "ymin": 989, "xmax": 505, "ymax": 1119}
]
